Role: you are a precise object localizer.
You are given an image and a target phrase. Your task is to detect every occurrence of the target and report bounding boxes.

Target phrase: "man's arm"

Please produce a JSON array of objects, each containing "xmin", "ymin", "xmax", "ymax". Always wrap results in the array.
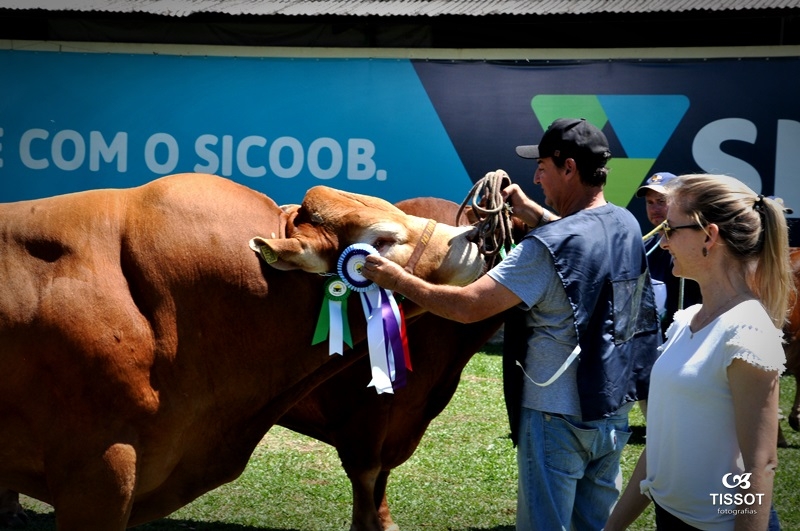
[{"xmin": 362, "ymin": 255, "xmax": 522, "ymax": 323}]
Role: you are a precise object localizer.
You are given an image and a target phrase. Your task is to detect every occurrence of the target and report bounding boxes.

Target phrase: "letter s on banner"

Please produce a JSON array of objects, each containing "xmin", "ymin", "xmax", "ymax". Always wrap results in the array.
[{"xmin": 692, "ymin": 118, "xmax": 761, "ymax": 193}]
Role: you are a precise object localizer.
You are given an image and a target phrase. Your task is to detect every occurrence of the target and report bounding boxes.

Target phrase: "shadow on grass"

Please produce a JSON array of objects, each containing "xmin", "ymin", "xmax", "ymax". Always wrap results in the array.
[
  {"xmin": 4, "ymin": 510, "xmax": 302, "ymax": 531},
  {"xmin": 136, "ymin": 521, "xmax": 302, "ymax": 531},
  {"xmin": 10, "ymin": 510, "xmax": 520, "ymax": 531}
]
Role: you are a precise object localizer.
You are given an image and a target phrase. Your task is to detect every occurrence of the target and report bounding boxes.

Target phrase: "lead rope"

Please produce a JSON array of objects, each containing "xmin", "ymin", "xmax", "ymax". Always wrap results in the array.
[
  {"xmin": 643, "ymin": 220, "xmax": 686, "ymax": 309},
  {"xmin": 456, "ymin": 172, "xmax": 515, "ymax": 269}
]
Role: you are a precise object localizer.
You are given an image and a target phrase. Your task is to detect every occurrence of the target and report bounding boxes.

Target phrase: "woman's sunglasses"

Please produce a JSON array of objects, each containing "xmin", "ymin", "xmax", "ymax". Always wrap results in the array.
[{"xmin": 659, "ymin": 220, "xmax": 704, "ymax": 241}]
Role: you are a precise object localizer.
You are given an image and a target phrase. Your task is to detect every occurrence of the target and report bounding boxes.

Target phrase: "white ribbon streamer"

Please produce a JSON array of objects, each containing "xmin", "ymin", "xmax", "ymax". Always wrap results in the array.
[
  {"xmin": 328, "ymin": 299, "xmax": 344, "ymax": 356},
  {"xmin": 360, "ymin": 289, "xmax": 393, "ymax": 394}
]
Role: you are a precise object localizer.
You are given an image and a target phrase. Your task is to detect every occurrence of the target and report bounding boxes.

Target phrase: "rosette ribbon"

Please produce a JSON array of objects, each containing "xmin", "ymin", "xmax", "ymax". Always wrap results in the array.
[
  {"xmin": 312, "ymin": 276, "xmax": 353, "ymax": 355},
  {"xmin": 337, "ymin": 243, "xmax": 411, "ymax": 394}
]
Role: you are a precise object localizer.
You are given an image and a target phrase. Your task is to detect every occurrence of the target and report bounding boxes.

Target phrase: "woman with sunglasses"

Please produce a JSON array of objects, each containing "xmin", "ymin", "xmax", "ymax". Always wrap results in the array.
[{"xmin": 606, "ymin": 174, "xmax": 794, "ymax": 531}]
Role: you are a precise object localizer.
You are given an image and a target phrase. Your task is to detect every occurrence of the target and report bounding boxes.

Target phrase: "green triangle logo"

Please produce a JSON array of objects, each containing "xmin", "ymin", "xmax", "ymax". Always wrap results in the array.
[{"xmin": 530, "ymin": 94, "xmax": 689, "ymax": 205}]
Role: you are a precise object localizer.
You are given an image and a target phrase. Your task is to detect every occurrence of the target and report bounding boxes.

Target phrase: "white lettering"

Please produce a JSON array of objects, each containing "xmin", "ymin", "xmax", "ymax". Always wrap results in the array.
[
  {"xmin": 194, "ymin": 134, "xmax": 220, "ymax": 173},
  {"xmin": 774, "ymin": 119, "xmax": 800, "ymax": 218},
  {"xmin": 19, "ymin": 128, "xmax": 50, "ymax": 169},
  {"xmin": 89, "ymin": 131, "xmax": 127, "ymax": 172},
  {"xmin": 237, "ymin": 135, "xmax": 267, "ymax": 178},
  {"xmin": 15, "ymin": 128, "xmax": 381, "ymax": 182},
  {"xmin": 221, "ymin": 135, "xmax": 233, "ymax": 177},
  {"xmin": 192, "ymin": 135, "xmax": 379, "ymax": 181},
  {"xmin": 692, "ymin": 118, "xmax": 761, "ymax": 193},
  {"xmin": 348, "ymin": 138, "xmax": 376, "ymax": 181},
  {"xmin": 710, "ymin": 492, "xmax": 765, "ymax": 506},
  {"xmin": 51, "ymin": 130, "xmax": 85, "ymax": 171},
  {"xmin": 145, "ymin": 133, "xmax": 179, "ymax": 174},
  {"xmin": 308, "ymin": 137, "xmax": 342, "ymax": 180},
  {"xmin": 270, "ymin": 136, "xmax": 303, "ymax": 179}
]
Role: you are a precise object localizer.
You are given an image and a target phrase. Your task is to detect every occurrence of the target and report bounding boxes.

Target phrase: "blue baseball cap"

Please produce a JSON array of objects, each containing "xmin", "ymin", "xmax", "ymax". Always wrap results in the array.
[{"xmin": 636, "ymin": 172, "xmax": 677, "ymax": 197}]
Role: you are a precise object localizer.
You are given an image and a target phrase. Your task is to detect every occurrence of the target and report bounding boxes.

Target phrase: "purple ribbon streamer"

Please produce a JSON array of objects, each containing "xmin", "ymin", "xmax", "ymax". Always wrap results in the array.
[{"xmin": 380, "ymin": 288, "xmax": 407, "ymax": 389}]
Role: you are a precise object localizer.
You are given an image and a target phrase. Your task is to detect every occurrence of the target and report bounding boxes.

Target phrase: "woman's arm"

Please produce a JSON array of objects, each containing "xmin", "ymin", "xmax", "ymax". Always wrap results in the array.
[
  {"xmin": 604, "ymin": 448, "xmax": 652, "ymax": 531},
  {"xmin": 729, "ymin": 358, "xmax": 780, "ymax": 531}
]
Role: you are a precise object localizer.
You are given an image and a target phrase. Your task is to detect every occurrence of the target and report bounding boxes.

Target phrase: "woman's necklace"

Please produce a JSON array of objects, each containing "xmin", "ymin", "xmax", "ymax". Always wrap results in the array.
[{"xmin": 690, "ymin": 293, "xmax": 743, "ymax": 339}]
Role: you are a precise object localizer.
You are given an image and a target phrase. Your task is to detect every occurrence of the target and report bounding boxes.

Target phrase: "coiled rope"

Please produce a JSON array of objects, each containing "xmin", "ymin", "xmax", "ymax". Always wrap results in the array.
[{"xmin": 457, "ymin": 171, "xmax": 515, "ymax": 268}]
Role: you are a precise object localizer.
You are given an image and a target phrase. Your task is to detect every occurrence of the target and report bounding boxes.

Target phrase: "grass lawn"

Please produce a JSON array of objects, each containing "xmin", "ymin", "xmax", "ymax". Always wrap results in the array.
[{"xmin": 16, "ymin": 349, "xmax": 800, "ymax": 530}]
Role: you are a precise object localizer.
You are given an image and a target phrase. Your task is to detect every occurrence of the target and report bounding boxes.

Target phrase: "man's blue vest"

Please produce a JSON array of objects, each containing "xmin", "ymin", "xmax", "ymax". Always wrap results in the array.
[{"xmin": 504, "ymin": 203, "xmax": 662, "ymax": 428}]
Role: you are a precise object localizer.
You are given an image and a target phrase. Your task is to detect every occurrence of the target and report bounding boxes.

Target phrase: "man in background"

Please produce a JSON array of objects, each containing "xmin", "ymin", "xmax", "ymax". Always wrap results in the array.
[{"xmin": 636, "ymin": 172, "xmax": 702, "ymax": 336}]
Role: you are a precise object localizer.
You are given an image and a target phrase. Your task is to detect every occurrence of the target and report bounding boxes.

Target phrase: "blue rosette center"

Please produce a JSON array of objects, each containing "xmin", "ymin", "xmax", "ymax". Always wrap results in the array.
[{"xmin": 337, "ymin": 243, "xmax": 379, "ymax": 292}]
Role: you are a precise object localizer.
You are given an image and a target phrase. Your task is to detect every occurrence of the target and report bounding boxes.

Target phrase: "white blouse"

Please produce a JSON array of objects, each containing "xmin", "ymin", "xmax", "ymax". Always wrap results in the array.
[{"xmin": 640, "ymin": 299, "xmax": 785, "ymax": 530}]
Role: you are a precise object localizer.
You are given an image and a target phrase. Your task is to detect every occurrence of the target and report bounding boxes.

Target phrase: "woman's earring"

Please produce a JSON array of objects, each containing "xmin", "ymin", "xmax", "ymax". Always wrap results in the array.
[{"xmin": 702, "ymin": 247, "xmax": 708, "ymax": 257}]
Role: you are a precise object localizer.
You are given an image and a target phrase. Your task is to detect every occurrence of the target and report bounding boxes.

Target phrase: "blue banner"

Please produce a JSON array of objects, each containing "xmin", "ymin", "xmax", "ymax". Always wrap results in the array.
[
  {"xmin": 1, "ymin": 50, "xmax": 798, "ymax": 241},
  {"xmin": 0, "ymin": 51, "xmax": 470, "ymax": 206},
  {"xmin": 411, "ymin": 58, "xmax": 800, "ymax": 236}
]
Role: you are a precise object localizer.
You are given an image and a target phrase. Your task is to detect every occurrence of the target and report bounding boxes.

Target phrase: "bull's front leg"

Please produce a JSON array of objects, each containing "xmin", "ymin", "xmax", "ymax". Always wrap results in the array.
[
  {"xmin": 374, "ymin": 470, "xmax": 400, "ymax": 531},
  {"xmin": 347, "ymin": 466, "xmax": 385, "ymax": 531}
]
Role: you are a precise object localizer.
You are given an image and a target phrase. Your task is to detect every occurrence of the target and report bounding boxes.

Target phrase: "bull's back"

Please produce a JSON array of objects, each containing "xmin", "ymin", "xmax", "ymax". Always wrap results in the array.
[{"xmin": 0, "ymin": 174, "xmax": 288, "ymax": 496}]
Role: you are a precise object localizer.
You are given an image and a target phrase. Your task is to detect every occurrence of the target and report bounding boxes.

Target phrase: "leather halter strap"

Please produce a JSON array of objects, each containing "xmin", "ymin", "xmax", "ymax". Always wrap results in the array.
[{"xmin": 403, "ymin": 218, "xmax": 437, "ymax": 274}]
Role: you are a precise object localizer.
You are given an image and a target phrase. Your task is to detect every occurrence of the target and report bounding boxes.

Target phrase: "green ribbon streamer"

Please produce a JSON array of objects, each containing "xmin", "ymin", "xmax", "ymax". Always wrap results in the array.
[{"xmin": 312, "ymin": 276, "xmax": 353, "ymax": 348}]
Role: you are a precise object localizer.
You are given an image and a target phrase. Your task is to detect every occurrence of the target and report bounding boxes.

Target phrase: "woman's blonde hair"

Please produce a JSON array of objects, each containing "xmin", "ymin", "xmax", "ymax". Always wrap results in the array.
[{"xmin": 667, "ymin": 173, "xmax": 795, "ymax": 327}]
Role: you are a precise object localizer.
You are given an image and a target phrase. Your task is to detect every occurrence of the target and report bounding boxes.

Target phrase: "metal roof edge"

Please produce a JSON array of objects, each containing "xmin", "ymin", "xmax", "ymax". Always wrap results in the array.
[
  {"xmin": 1, "ymin": 1, "xmax": 800, "ymax": 18},
  {"xmin": 3, "ymin": 39, "xmax": 799, "ymax": 60}
]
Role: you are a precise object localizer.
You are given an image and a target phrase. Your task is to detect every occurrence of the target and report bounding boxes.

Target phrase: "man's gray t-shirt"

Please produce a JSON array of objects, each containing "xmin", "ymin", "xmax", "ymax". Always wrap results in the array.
[{"xmin": 487, "ymin": 235, "xmax": 581, "ymax": 416}]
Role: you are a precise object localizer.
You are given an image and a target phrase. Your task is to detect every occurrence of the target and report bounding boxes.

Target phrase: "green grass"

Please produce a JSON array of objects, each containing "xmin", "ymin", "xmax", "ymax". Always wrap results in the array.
[{"xmin": 14, "ymin": 351, "xmax": 800, "ymax": 530}]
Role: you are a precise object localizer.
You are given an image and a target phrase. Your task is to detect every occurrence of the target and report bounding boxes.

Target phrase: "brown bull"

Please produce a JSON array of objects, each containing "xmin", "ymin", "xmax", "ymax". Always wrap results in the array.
[
  {"xmin": 0, "ymin": 173, "xmax": 485, "ymax": 530},
  {"xmin": 279, "ymin": 197, "xmax": 505, "ymax": 531}
]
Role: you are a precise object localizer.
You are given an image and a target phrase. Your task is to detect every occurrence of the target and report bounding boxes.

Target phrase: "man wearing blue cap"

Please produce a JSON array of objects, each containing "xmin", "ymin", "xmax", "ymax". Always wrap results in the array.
[
  {"xmin": 362, "ymin": 118, "xmax": 662, "ymax": 531},
  {"xmin": 636, "ymin": 172, "xmax": 702, "ymax": 336}
]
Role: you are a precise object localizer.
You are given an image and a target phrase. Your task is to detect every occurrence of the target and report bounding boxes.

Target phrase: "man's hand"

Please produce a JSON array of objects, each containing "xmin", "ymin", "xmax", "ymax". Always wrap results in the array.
[
  {"xmin": 501, "ymin": 182, "xmax": 555, "ymax": 227},
  {"xmin": 362, "ymin": 255, "xmax": 406, "ymax": 292},
  {"xmin": 501, "ymin": 182, "xmax": 527, "ymax": 212}
]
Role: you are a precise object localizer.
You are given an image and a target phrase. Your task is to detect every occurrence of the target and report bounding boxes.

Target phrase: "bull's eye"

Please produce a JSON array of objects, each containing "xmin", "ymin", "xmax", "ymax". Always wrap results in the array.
[{"xmin": 373, "ymin": 238, "xmax": 393, "ymax": 252}]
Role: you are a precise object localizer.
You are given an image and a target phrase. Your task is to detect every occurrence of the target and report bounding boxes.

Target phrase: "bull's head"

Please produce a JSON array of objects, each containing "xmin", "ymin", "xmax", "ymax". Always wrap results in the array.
[{"xmin": 250, "ymin": 186, "xmax": 484, "ymax": 286}]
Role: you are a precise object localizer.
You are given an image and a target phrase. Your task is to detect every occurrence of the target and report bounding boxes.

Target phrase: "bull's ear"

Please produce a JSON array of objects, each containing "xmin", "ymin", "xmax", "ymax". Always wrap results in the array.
[
  {"xmin": 250, "ymin": 236, "xmax": 296, "ymax": 269},
  {"xmin": 249, "ymin": 206, "xmax": 320, "ymax": 271},
  {"xmin": 249, "ymin": 236, "xmax": 329, "ymax": 272}
]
